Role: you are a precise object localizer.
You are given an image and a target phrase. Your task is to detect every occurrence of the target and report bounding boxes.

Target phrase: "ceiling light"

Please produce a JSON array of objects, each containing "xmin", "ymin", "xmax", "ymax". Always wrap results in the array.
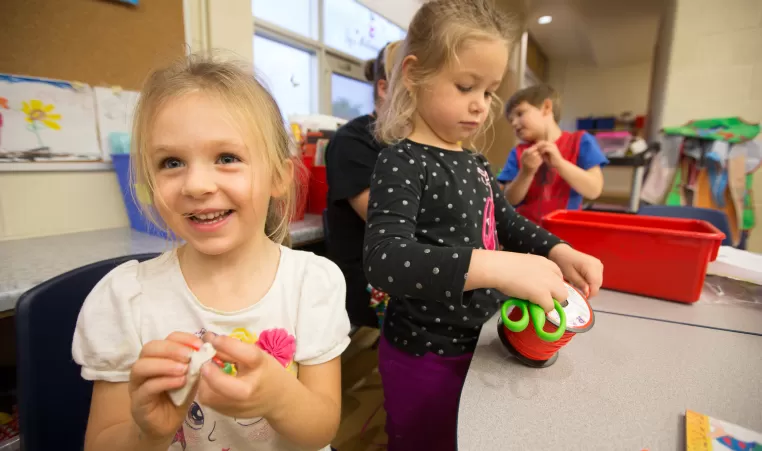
[{"xmin": 538, "ymin": 15, "xmax": 552, "ymax": 25}]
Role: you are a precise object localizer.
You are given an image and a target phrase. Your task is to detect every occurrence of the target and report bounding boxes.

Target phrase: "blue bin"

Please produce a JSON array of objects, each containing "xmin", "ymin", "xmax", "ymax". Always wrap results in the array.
[
  {"xmin": 112, "ymin": 154, "xmax": 169, "ymax": 238},
  {"xmin": 577, "ymin": 118, "xmax": 595, "ymax": 130},
  {"xmin": 594, "ymin": 117, "xmax": 616, "ymax": 130}
]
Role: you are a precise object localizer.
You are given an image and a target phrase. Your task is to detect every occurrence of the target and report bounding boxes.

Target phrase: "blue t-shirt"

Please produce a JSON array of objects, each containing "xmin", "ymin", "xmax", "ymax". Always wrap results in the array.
[{"xmin": 495, "ymin": 132, "xmax": 609, "ymax": 210}]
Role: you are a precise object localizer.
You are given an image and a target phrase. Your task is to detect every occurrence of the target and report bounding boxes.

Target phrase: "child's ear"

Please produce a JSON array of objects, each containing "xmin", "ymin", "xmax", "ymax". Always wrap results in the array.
[
  {"xmin": 401, "ymin": 55, "xmax": 418, "ymax": 92},
  {"xmin": 271, "ymin": 158, "xmax": 294, "ymax": 199},
  {"xmin": 541, "ymin": 99, "xmax": 554, "ymax": 118}
]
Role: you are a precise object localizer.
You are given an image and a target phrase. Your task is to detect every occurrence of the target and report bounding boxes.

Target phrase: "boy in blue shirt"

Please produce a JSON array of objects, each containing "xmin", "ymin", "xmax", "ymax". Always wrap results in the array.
[{"xmin": 497, "ymin": 84, "xmax": 609, "ymax": 224}]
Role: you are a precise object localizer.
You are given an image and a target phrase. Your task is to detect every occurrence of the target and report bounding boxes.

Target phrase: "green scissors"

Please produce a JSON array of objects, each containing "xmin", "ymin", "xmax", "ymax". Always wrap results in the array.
[{"xmin": 500, "ymin": 298, "xmax": 567, "ymax": 342}]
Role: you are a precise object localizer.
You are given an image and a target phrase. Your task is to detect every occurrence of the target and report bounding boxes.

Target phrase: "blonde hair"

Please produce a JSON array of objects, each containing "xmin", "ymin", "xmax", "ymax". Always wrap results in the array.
[
  {"xmin": 130, "ymin": 53, "xmax": 297, "ymax": 247},
  {"xmin": 375, "ymin": 0, "xmax": 519, "ymax": 147}
]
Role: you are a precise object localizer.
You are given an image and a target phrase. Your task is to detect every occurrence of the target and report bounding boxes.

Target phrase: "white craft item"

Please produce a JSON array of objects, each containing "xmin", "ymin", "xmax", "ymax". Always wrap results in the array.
[{"xmin": 168, "ymin": 342, "xmax": 217, "ymax": 406}]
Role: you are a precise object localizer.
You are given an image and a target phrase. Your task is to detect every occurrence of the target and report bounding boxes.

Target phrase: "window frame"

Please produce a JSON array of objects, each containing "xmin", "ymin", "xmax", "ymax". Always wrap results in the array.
[{"xmin": 252, "ymin": 0, "xmax": 404, "ymax": 118}]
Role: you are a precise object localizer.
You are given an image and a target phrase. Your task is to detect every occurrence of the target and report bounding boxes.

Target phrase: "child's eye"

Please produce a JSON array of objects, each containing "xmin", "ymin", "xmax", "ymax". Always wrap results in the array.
[
  {"xmin": 160, "ymin": 157, "xmax": 183, "ymax": 170},
  {"xmin": 484, "ymin": 91, "xmax": 493, "ymax": 99},
  {"xmin": 456, "ymin": 84, "xmax": 472, "ymax": 93},
  {"xmin": 217, "ymin": 153, "xmax": 241, "ymax": 164}
]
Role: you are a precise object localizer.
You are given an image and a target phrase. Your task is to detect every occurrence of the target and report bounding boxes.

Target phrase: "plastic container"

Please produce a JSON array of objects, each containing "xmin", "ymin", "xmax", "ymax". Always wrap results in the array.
[
  {"xmin": 541, "ymin": 210, "xmax": 725, "ymax": 303},
  {"xmin": 595, "ymin": 131, "xmax": 632, "ymax": 155},
  {"xmin": 307, "ymin": 165, "xmax": 328, "ymax": 215},
  {"xmin": 112, "ymin": 154, "xmax": 169, "ymax": 238},
  {"xmin": 577, "ymin": 117, "xmax": 595, "ymax": 130},
  {"xmin": 594, "ymin": 116, "xmax": 616, "ymax": 130}
]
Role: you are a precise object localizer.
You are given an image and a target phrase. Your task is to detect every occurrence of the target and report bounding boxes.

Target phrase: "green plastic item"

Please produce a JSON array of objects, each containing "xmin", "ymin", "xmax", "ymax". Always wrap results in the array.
[
  {"xmin": 662, "ymin": 117, "xmax": 760, "ymax": 144},
  {"xmin": 500, "ymin": 298, "xmax": 566, "ymax": 342},
  {"xmin": 743, "ymin": 173, "xmax": 756, "ymax": 231}
]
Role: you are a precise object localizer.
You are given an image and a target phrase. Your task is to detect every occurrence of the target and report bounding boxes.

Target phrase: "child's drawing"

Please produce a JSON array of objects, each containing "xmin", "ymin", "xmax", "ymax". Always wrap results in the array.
[
  {"xmin": 93, "ymin": 86, "xmax": 140, "ymax": 159},
  {"xmin": 0, "ymin": 74, "xmax": 101, "ymax": 162},
  {"xmin": 686, "ymin": 409, "xmax": 762, "ymax": 451}
]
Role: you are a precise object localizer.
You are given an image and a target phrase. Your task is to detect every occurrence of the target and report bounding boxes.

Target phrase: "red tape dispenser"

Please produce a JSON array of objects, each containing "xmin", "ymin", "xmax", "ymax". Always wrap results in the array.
[{"xmin": 497, "ymin": 282, "xmax": 595, "ymax": 368}]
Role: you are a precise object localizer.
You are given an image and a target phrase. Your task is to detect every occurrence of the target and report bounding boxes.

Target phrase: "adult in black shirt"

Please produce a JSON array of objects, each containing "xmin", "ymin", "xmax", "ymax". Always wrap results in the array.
[{"xmin": 325, "ymin": 41, "xmax": 400, "ymax": 328}]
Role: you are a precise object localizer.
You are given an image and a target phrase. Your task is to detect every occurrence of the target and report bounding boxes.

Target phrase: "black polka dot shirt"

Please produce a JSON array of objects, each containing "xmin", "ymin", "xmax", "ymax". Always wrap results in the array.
[{"xmin": 363, "ymin": 139, "xmax": 563, "ymax": 357}]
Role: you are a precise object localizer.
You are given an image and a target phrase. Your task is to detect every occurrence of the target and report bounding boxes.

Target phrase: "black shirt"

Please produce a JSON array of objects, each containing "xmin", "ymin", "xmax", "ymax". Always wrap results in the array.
[
  {"xmin": 363, "ymin": 139, "xmax": 563, "ymax": 356},
  {"xmin": 325, "ymin": 114, "xmax": 384, "ymax": 328}
]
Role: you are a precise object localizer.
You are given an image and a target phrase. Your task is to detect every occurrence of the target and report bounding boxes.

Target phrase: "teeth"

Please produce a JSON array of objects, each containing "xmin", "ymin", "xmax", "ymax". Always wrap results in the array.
[
  {"xmin": 191, "ymin": 210, "xmax": 230, "ymax": 222},
  {"xmin": 195, "ymin": 210, "xmax": 227, "ymax": 220}
]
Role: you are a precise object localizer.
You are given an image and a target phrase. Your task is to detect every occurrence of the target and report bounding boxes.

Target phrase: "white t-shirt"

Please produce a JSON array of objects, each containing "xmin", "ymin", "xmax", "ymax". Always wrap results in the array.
[{"xmin": 72, "ymin": 246, "xmax": 351, "ymax": 451}]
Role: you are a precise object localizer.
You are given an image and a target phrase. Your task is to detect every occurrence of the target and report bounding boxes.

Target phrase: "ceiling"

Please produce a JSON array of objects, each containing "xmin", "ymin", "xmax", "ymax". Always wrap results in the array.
[
  {"xmin": 525, "ymin": 0, "xmax": 665, "ymax": 67},
  {"xmin": 357, "ymin": 0, "xmax": 424, "ymax": 30},
  {"xmin": 357, "ymin": 0, "xmax": 664, "ymax": 68}
]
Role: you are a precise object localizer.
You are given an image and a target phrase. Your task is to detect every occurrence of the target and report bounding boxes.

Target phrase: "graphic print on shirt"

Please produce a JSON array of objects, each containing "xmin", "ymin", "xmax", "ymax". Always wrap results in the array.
[
  {"xmin": 171, "ymin": 327, "xmax": 298, "ymax": 450},
  {"xmin": 477, "ymin": 166, "xmax": 497, "ymax": 251}
]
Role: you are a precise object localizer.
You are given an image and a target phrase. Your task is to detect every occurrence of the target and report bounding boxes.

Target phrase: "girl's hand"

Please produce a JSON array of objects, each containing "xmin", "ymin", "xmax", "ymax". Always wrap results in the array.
[
  {"xmin": 197, "ymin": 334, "xmax": 288, "ymax": 420},
  {"xmin": 128, "ymin": 332, "xmax": 202, "ymax": 440},
  {"xmin": 496, "ymin": 252, "xmax": 568, "ymax": 312},
  {"xmin": 549, "ymin": 244, "xmax": 604, "ymax": 297}
]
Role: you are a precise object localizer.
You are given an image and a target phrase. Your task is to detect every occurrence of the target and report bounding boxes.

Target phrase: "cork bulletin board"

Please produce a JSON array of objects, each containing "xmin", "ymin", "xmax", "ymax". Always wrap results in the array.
[{"xmin": 0, "ymin": 0, "xmax": 185, "ymax": 91}]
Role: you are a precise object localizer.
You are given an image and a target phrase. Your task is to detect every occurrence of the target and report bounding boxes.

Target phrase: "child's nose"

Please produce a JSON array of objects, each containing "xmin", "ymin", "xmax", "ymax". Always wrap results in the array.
[
  {"xmin": 181, "ymin": 165, "xmax": 218, "ymax": 198},
  {"xmin": 470, "ymin": 96, "xmax": 487, "ymax": 114}
]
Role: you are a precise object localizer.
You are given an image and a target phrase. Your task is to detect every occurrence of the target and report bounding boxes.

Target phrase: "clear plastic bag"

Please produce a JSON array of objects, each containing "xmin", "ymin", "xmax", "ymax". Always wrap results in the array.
[{"xmin": 699, "ymin": 275, "xmax": 762, "ymax": 305}]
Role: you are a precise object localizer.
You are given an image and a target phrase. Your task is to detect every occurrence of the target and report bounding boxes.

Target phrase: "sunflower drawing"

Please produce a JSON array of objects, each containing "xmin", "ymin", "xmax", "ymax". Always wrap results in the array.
[{"xmin": 22, "ymin": 99, "xmax": 62, "ymax": 147}]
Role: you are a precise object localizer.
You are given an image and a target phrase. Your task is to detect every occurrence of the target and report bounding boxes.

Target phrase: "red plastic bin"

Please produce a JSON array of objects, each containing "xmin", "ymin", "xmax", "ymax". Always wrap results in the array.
[
  {"xmin": 307, "ymin": 165, "xmax": 328, "ymax": 215},
  {"xmin": 541, "ymin": 210, "xmax": 725, "ymax": 303}
]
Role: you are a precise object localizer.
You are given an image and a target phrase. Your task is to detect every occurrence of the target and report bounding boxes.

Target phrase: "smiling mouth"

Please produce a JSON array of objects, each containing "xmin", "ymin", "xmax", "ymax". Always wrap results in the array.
[{"xmin": 185, "ymin": 210, "xmax": 233, "ymax": 224}]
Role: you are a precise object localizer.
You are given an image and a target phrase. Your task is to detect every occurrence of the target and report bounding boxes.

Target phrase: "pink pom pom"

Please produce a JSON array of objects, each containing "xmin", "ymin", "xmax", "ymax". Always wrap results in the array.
[{"xmin": 256, "ymin": 328, "xmax": 296, "ymax": 367}]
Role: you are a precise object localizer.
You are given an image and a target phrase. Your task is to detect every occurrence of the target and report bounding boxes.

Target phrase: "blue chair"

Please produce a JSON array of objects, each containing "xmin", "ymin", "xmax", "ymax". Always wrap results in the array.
[
  {"xmin": 637, "ymin": 205, "xmax": 733, "ymax": 246},
  {"xmin": 15, "ymin": 253, "xmax": 159, "ymax": 451}
]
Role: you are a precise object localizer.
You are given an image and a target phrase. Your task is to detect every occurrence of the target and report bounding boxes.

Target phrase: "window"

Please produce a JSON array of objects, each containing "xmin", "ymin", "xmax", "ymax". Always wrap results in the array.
[
  {"xmin": 323, "ymin": 0, "xmax": 406, "ymax": 61},
  {"xmin": 252, "ymin": 0, "xmax": 317, "ymax": 39},
  {"xmin": 253, "ymin": 0, "xmax": 407, "ymax": 119},
  {"xmin": 331, "ymin": 73, "xmax": 374, "ymax": 120},
  {"xmin": 253, "ymin": 35, "xmax": 317, "ymax": 120}
]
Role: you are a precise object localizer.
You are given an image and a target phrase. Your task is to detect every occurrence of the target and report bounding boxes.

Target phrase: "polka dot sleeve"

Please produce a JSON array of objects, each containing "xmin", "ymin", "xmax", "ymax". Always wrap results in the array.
[
  {"xmin": 477, "ymin": 155, "xmax": 563, "ymax": 256},
  {"xmin": 363, "ymin": 146, "xmax": 473, "ymax": 304}
]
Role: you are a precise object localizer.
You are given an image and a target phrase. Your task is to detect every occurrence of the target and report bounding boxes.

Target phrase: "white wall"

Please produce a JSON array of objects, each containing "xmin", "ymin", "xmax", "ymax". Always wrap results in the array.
[
  {"xmin": 548, "ymin": 61, "xmax": 654, "ymax": 131},
  {"xmin": 648, "ymin": 0, "xmax": 762, "ymax": 252}
]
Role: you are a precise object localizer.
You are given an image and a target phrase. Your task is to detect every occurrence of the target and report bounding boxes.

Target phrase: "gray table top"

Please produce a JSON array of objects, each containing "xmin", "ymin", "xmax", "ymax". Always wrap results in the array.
[
  {"xmin": 591, "ymin": 289, "xmax": 762, "ymax": 335},
  {"xmin": 459, "ymin": 312, "xmax": 762, "ymax": 451},
  {"xmin": 0, "ymin": 214, "xmax": 323, "ymax": 312}
]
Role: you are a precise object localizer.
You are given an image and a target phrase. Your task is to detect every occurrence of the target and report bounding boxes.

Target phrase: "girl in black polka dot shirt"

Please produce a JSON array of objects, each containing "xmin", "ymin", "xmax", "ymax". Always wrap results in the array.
[{"xmin": 362, "ymin": 1, "xmax": 603, "ymax": 450}]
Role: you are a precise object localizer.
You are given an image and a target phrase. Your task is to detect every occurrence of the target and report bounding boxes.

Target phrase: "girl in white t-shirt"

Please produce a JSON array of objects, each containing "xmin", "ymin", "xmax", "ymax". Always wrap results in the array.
[{"xmin": 72, "ymin": 54, "xmax": 350, "ymax": 451}]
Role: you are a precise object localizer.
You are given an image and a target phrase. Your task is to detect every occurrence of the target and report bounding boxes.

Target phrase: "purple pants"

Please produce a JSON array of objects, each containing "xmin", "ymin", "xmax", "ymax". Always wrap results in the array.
[{"xmin": 378, "ymin": 336, "xmax": 473, "ymax": 451}]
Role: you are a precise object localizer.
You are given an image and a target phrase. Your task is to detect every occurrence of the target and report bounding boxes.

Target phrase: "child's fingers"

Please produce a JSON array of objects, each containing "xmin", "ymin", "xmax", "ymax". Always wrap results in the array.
[
  {"xmin": 166, "ymin": 331, "xmax": 205, "ymax": 349},
  {"xmin": 549, "ymin": 279, "xmax": 568, "ymax": 308},
  {"xmin": 199, "ymin": 362, "xmax": 253, "ymax": 402},
  {"xmin": 563, "ymin": 269, "xmax": 589, "ymax": 299},
  {"xmin": 205, "ymin": 334, "xmax": 264, "ymax": 369},
  {"xmin": 131, "ymin": 358, "xmax": 188, "ymax": 386},
  {"xmin": 132, "ymin": 376, "xmax": 186, "ymax": 405},
  {"xmin": 581, "ymin": 265, "xmax": 603, "ymax": 298},
  {"xmin": 532, "ymin": 292, "xmax": 555, "ymax": 313},
  {"xmin": 139, "ymin": 340, "xmax": 195, "ymax": 363}
]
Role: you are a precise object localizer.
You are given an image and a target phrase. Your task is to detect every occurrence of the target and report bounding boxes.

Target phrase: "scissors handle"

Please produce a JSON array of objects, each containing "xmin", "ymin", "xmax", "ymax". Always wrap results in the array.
[
  {"xmin": 500, "ymin": 298, "xmax": 530, "ymax": 332},
  {"xmin": 500, "ymin": 298, "xmax": 567, "ymax": 342}
]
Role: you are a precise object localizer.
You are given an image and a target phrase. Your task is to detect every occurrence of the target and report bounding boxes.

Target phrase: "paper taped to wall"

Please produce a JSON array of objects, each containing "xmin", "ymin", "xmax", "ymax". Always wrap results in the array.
[
  {"xmin": 0, "ymin": 74, "xmax": 101, "ymax": 162},
  {"xmin": 93, "ymin": 86, "xmax": 140, "ymax": 160}
]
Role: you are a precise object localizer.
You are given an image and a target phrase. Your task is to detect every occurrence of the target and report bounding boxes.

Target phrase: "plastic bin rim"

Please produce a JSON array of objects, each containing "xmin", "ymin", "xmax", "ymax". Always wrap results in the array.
[{"xmin": 542, "ymin": 210, "xmax": 727, "ymax": 240}]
